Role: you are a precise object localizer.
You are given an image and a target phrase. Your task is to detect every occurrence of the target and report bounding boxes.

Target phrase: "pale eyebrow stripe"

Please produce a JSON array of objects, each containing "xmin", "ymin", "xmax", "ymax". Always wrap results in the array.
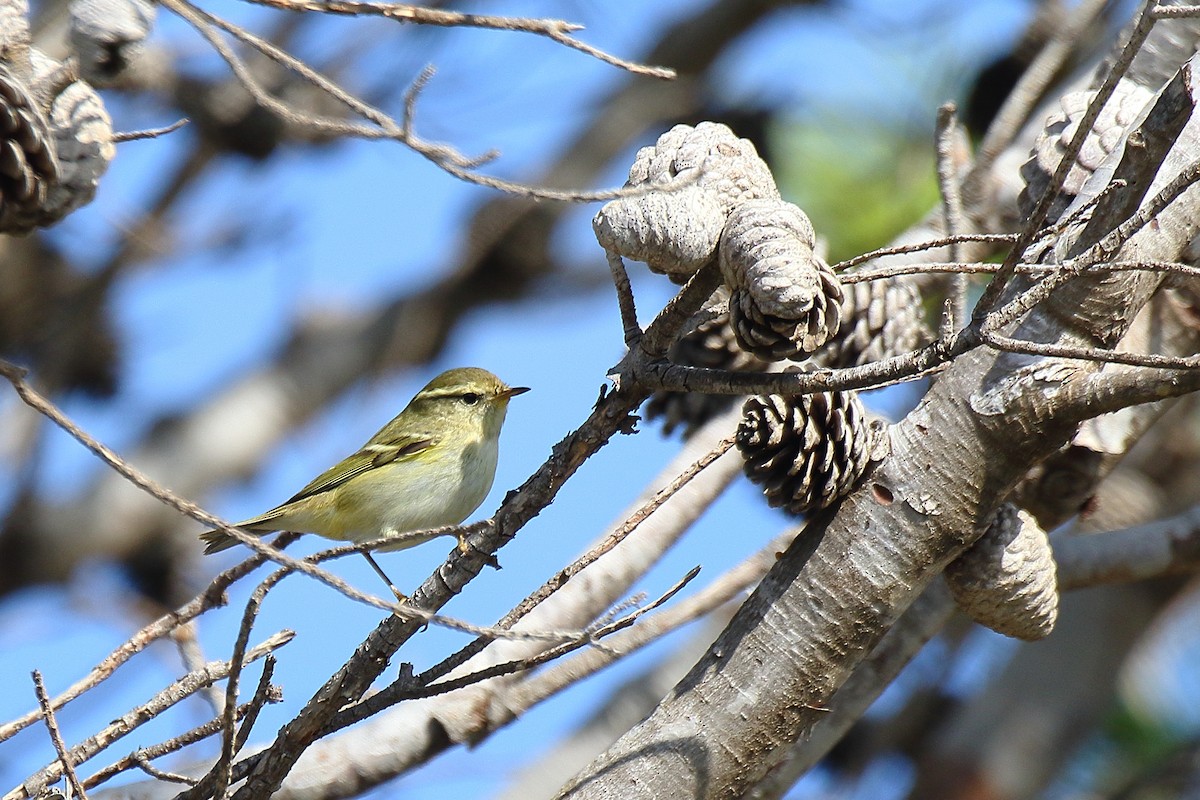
[{"xmin": 417, "ymin": 387, "xmax": 472, "ymax": 400}]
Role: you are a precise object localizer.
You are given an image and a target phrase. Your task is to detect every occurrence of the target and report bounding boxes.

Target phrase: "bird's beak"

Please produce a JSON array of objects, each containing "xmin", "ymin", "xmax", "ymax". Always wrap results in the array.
[{"xmin": 499, "ymin": 386, "xmax": 531, "ymax": 399}]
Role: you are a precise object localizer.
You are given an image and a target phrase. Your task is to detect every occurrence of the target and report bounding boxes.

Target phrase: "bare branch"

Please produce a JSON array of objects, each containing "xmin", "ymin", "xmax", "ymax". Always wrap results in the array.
[
  {"xmin": 842, "ymin": 258, "xmax": 1200, "ymax": 285},
  {"xmin": 111, "ymin": 119, "xmax": 190, "ymax": 143},
  {"xmin": 33, "ymin": 670, "xmax": 89, "ymax": 800},
  {"xmin": 830, "ymin": 232, "xmax": 1017, "ymax": 273},
  {"xmin": 157, "ymin": 0, "xmax": 658, "ymax": 201},
  {"xmin": 1153, "ymin": 4, "xmax": 1200, "ymax": 18},
  {"xmin": 1060, "ymin": 363, "xmax": 1200, "ymax": 420},
  {"xmin": 509, "ymin": 534, "xmax": 786, "ymax": 714},
  {"xmin": 972, "ymin": 0, "xmax": 1161, "ymax": 320},
  {"xmin": 982, "ymin": 331, "xmax": 1200, "ymax": 369},
  {"xmin": 83, "ymin": 697, "xmax": 279, "ymax": 790},
  {"xmin": 1057, "ymin": 504, "xmax": 1200, "ymax": 586},
  {"xmin": 607, "ymin": 252, "xmax": 643, "ymax": 347},
  {"xmin": 0, "ymin": 542, "xmax": 289, "ymax": 745},
  {"xmin": 131, "ymin": 755, "xmax": 198, "ymax": 787},
  {"xmin": 170, "ymin": 623, "xmax": 224, "ymax": 719},
  {"xmin": 14, "ymin": 633, "xmax": 294, "ymax": 800},
  {"xmin": 193, "ymin": 650, "xmax": 281, "ymax": 800},
  {"xmin": 395, "ymin": 567, "xmax": 703, "ymax": 701},
  {"xmin": 237, "ymin": 0, "xmax": 674, "ymax": 79},
  {"xmin": 235, "ymin": 657, "xmax": 280, "ymax": 755},
  {"xmin": 934, "ymin": 103, "xmax": 968, "ymax": 335}
]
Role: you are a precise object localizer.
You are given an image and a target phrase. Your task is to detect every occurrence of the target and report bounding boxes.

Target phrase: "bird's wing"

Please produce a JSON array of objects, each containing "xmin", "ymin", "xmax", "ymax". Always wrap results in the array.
[{"xmin": 277, "ymin": 433, "xmax": 437, "ymax": 507}]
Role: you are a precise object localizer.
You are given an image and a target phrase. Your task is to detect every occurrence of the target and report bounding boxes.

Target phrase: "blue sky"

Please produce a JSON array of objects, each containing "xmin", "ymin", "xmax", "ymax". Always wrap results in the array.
[{"xmin": 0, "ymin": 1, "xmax": 1047, "ymax": 797}]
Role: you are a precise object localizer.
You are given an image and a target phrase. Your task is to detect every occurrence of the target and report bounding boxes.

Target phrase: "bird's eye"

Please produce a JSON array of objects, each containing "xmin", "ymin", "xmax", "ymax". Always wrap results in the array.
[{"xmin": 461, "ymin": 392, "xmax": 481, "ymax": 405}]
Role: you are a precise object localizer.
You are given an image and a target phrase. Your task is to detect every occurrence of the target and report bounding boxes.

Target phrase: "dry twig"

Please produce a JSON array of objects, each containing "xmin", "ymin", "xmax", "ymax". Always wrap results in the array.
[
  {"xmin": 237, "ymin": 0, "xmax": 674, "ymax": 79},
  {"xmin": 972, "ymin": 0, "xmax": 1161, "ymax": 320},
  {"xmin": 82, "ymin": 697, "xmax": 277, "ymax": 790},
  {"xmin": 14, "ymin": 633, "xmax": 293, "ymax": 800},
  {"xmin": 934, "ymin": 103, "xmax": 968, "ymax": 335},
  {"xmin": 33, "ymin": 670, "xmax": 88, "ymax": 800}
]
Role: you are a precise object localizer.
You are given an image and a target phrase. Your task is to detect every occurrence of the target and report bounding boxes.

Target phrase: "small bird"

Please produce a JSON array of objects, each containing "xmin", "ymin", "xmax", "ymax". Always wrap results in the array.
[{"xmin": 200, "ymin": 367, "xmax": 529, "ymax": 585}]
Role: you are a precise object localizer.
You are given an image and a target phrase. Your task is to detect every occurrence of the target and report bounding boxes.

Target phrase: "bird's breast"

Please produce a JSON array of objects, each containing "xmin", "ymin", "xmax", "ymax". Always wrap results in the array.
[{"xmin": 333, "ymin": 436, "xmax": 500, "ymax": 546}]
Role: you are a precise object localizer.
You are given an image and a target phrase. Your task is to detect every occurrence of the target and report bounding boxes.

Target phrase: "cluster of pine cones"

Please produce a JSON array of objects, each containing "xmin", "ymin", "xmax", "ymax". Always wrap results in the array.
[
  {"xmin": 596, "ymin": 122, "xmax": 930, "ymax": 517},
  {"xmin": 597, "ymin": 122, "xmax": 1060, "ymax": 641}
]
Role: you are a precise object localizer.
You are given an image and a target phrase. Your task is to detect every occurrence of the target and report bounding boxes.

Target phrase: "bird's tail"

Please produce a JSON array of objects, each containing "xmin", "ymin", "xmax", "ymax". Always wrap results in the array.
[
  {"xmin": 199, "ymin": 513, "xmax": 282, "ymax": 554},
  {"xmin": 200, "ymin": 528, "xmax": 249, "ymax": 554}
]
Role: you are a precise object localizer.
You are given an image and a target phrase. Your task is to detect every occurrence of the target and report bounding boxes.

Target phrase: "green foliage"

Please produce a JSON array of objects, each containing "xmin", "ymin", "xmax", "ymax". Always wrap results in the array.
[
  {"xmin": 1105, "ymin": 701, "xmax": 1188, "ymax": 770},
  {"xmin": 1060, "ymin": 702, "xmax": 1195, "ymax": 798},
  {"xmin": 773, "ymin": 117, "xmax": 940, "ymax": 264}
]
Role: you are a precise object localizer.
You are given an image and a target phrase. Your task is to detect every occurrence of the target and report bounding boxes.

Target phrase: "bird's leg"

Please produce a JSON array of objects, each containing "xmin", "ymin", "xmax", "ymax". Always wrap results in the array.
[{"xmin": 362, "ymin": 552, "xmax": 407, "ymax": 603}]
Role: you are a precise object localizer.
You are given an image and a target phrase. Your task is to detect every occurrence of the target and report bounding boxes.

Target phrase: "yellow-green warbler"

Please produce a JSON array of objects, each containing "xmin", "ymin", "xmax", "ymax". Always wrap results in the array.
[{"xmin": 200, "ymin": 367, "xmax": 529, "ymax": 563}]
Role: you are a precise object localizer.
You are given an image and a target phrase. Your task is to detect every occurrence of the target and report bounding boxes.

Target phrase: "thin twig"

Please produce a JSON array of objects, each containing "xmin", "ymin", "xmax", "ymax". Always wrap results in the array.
[
  {"xmin": 82, "ymin": 699, "xmax": 274, "ymax": 790},
  {"xmin": 238, "ymin": 0, "xmax": 674, "ymax": 78},
  {"xmin": 15, "ymin": 633, "xmax": 293, "ymax": 800},
  {"xmin": 634, "ymin": 328, "xmax": 968, "ymax": 398},
  {"xmin": 510, "ymin": 534, "xmax": 786, "ymax": 712},
  {"xmin": 210, "ymin": 578, "xmax": 289, "ymax": 800},
  {"xmin": 33, "ymin": 670, "xmax": 88, "ymax": 800},
  {"xmin": 971, "ymin": 0, "xmax": 1161, "ymax": 321},
  {"xmin": 111, "ymin": 119, "xmax": 190, "ymax": 143},
  {"xmin": 830, "ymin": 233, "xmax": 1017, "ymax": 273},
  {"xmin": 293, "ymin": 527, "xmax": 656, "ymax": 643},
  {"xmin": 367, "ymin": 566, "xmax": 702, "ymax": 702},
  {"xmin": 235, "ymin": 657, "xmax": 279, "ymax": 755},
  {"xmin": 171, "ymin": 622, "xmax": 225, "ymax": 718},
  {"xmin": 935, "ymin": 103, "xmax": 968, "ymax": 337},
  {"xmin": 132, "ymin": 754, "xmax": 198, "ymax": 786},
  {"xmin": 0, "ymin": 538, "xmax": 289, "ymax": 745},
  {"xmin": 982, "ymin": 331, "xmax": 1200, "ymax": 369},
  {"xmin": 841, "ymin": 259, "xmax": 1200, "ymax": 285},
  {"xmin": 159, "ymin": 0, "xmax": 659, "ymax": 202},
  {"xmin": 607, "ymin": 251, "xmax": 643, "ymax": 346},
  {"xmin": 1152, "ymin": 4, "xmax": 1200, "ymax": 18},
  {"xmin": 206, "ymin": 654, "xmax": 280, "ymax": 800}
]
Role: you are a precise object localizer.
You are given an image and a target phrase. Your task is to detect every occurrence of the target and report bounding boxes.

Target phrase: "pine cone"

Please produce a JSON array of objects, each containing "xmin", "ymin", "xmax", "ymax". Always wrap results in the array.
[
  {"xmin": 0, "ymin": 48, "xmax": 114, "ymax": 234},
  {"xmin": 720, "ymin": 199, "xmax": 843, "ymax": 360},
  {"xmin": 818, "ymin": 277, "xmax": 929, "ymax": 369},
  {"xmin": 69, "ymin": 0, "xmax": 157, "ymax": 86},
  {"xmin": 41, "ymin": 53, "xmax": 115, "ymax": 227},
  {"xmin": 1019, "ymin": 83, "xmax": 1154, "ymax": 225},
  {"xmin": 736, "ymin": 386, "xmax": 878, "ymax": 515},
  {"xmin": 0, "ymin": 64, "xmax": 59, "ymax": 230},
  {"xmin": 646, "ymin": 310, "xmax": 769, "ymax": 437},
  {"xmin": 944, "ymin": 504, "xmax": 1058, "ymax": 641},
  {"xmin": 625, "ymin": 121, "xmax": 779, "ymax": 213},
  {"xmin": 593, "ymin": 122, "xmax": 779, "ymax": 280}
]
